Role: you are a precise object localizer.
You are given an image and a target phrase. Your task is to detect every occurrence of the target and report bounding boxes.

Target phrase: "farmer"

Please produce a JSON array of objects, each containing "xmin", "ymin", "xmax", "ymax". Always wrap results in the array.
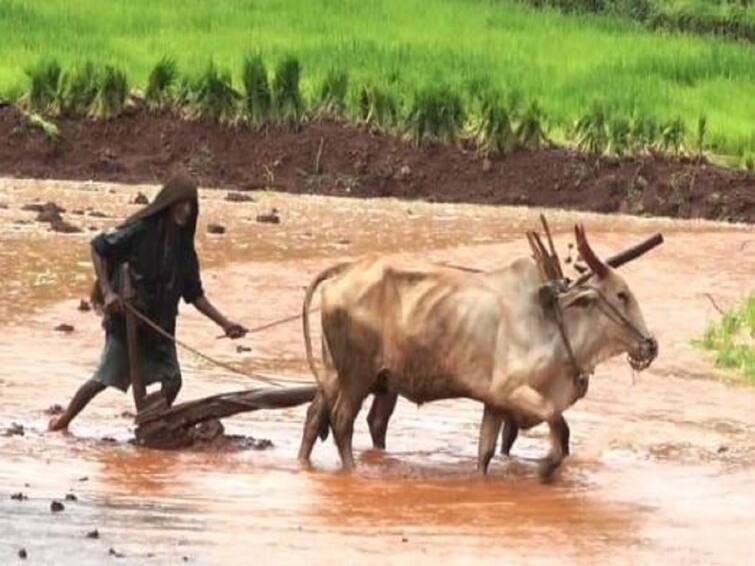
[{"xmin": 49, "ymin": 174, "xmax": 246, "ymax": 431}]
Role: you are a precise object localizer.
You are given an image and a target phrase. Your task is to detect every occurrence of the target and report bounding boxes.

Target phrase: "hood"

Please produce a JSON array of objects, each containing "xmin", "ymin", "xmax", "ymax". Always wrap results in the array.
[{"xmin": 122, "ymin": 174, "xmax": 199, "ymax": 238}]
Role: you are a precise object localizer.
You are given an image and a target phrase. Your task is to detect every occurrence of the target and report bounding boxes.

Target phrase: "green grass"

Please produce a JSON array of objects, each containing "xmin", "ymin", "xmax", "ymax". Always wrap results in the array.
[
  {"xmin": 0, "ymin": 0, "xmax": 753, "ymax": 157},
  {"xmin": 696, "ymin": 294, "xmax": 755, "ymax": 383}
]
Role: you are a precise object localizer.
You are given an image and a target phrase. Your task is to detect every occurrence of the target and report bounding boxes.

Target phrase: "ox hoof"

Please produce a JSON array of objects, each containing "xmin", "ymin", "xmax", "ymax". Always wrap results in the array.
[{"xmin": 537, "ymin": 458, "xmax": 562, "ymax": 482}]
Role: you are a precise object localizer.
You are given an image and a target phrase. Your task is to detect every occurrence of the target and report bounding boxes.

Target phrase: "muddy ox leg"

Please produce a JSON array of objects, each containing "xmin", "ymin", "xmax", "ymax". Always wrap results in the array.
[
  {"xmin": 500, "ymin": 420, "xmax": 520, "ymax": 456},
  {"xmin": 298, "ymin": 390, "xmax": 329, "ymax": 464},
  {"xmin": 367, "ymin": 391, "xmax": 398, "ymax": 450},
  {"xmin": 330, "ymin": 391, "xmax": 362, "ymax": 470},
  {"xmin": 478, "ymin": 405, "xmax": 503, "ymax": 474},
  {"xmin": 498, "ymin": 385, "xmax": 564, "ymax": 481}
]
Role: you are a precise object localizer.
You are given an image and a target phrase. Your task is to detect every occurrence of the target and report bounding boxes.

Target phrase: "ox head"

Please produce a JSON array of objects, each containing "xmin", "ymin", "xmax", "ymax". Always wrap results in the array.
[{"xmin": 559, "ymin": 224, "xmax": 658, "ymax": 371}]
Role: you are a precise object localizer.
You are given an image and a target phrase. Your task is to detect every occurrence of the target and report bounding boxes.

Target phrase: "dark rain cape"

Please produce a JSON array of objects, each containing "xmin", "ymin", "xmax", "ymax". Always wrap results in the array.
[{"xmin": 89, "ymin": 175, "xmax": 203, "ymax": 341}]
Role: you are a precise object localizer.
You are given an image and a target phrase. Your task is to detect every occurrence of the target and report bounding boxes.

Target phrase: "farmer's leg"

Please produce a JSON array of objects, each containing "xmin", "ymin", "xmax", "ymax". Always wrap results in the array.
[
  {"xmin": 161, "ymin": 378, "xmax": 182, "ymax": 406},
  {"xmin": 48, "ymin": 379, "xmax": 107, "ymax": 431}
]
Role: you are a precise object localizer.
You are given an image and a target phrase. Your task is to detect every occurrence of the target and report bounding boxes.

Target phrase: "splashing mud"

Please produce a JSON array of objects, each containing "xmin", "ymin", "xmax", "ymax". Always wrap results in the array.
[{"xmin": 0, "ymin": 178, "xmax": 753, "ymax": 564}]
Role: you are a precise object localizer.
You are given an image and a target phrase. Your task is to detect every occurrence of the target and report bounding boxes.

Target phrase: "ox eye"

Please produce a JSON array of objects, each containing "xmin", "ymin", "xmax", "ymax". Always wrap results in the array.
[{"xmin": 617, "ymin": 291, "xmax": 629, "ymax": 305}]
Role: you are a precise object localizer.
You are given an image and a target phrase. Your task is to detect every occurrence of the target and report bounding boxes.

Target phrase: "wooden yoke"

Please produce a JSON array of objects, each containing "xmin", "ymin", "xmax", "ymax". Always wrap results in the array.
[{"xmin": 119, "ymin": 263, "xmax": 147, "ymax": 411}]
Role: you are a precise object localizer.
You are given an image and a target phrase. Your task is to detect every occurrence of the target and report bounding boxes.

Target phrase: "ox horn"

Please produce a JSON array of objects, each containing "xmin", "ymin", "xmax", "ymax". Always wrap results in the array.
[{"xmin": 575, "ymin": 223, "xmax": 608, "ymax": 279}]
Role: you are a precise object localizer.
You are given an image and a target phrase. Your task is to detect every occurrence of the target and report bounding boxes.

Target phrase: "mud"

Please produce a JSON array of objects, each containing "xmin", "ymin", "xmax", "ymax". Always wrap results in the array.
[
  {"xmin": 0, "ymin": 177, "xmax": 753, "ymax": 564},
  {"xmin": 1, "ymin": 106, "xmax": 753, "ymax": 223}
]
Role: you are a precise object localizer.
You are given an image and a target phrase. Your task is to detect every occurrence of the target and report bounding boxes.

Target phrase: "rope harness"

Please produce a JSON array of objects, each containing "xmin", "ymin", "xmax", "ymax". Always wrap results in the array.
[
  {"xmin": 121, "ymin": 301, "xmax": 312, "ymax": 388},
  {"xmin": 542, "ymin": 279, "xmax": 656, "ymax": 387}
]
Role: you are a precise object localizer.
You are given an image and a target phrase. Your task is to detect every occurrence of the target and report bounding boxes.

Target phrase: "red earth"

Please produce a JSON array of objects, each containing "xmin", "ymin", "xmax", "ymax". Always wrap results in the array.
[{"xmin": 0, "ymin": 105, "xmax": 752, "ymax": 222}]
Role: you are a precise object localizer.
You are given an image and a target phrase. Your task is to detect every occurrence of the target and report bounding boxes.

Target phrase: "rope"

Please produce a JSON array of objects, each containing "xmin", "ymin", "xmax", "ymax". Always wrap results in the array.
[{"xmin": 122, "ymin": 302, "xmax": 310, "ymax": 388}]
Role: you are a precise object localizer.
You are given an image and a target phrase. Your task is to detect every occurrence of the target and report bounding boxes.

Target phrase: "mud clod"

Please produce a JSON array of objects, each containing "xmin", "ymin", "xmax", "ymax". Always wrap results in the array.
[
  {"xmin": 86, "ymin": 529, "xmax": 100, "ymax": 539},
  {"xmin": 226, "ymin": 191, "xmax": 255, "ymax": 203},
  {"xmin": 54, "ymin": 323, "xmax": 75, "ymax": 333},
  {"xmin": 256, "ymin": 209, "xmax": 280, "ymax": 224},
  {"xmin": 65, "ymin": 493, "xmax": 78, "ymax": 502},
  {"xmin": 18, "ymin": 548, "xmax": 27, "ymax": 560},
  {"xmin": 50, "ymin": 500, "xmax": 65, "ymax": 513},
  {"xmin": 78, "ymin": 299, "xmax": 92, "ymax": 312},
  {"xmin": 236, "ymin": 345, "xmax": 252, "ymax": 353},
  {"xmin": 3, "ymin": 423, "xmax": 24, "ymax": 437},
  {"xmin": 10, "ymin": 492, "xmax": 28, "ymax": 501},
  {"xmin": 109, "ymin": 547, "xmax": 125, "ymax": 558},
  {"xmin": 207, "ymin": 223, "xmax": 226, "ymax": 234},
  {"xmin": 133, "ymin": 192, "xmax": 149, "ymax": 205},
  {"xmin": 46, "ymin": 404, "xmax": 64, "ymax": 416}
]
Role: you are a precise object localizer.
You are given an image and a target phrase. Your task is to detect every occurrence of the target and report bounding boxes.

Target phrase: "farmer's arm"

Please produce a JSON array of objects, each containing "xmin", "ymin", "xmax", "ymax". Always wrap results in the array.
[
  {"xmin": 90, "ymin": 221, "xmax": 145, "ymax": 313},
  {"xmin": 183, "ymin": 247, "xmax": 246, "ymax": 338},
  {"xmin": 192, "ymin": 296, "xmax": 247, "ymax": 338}
]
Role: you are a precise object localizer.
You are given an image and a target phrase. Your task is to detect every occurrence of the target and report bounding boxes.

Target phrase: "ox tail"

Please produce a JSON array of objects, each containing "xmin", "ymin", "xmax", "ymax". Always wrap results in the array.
[
  {"xmin": 302, "ymin": 261, "xmax": 353, "ymax": 383},
  {"xmin": 302, "ymin": 261, "xmax": 353, "ymax": 443}
]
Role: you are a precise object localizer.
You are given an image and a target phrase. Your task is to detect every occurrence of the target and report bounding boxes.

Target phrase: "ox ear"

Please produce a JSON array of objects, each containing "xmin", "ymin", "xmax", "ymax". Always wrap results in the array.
[{"xmin": 559, "ymin": 287, "xmax": 599, "ymax": 310}]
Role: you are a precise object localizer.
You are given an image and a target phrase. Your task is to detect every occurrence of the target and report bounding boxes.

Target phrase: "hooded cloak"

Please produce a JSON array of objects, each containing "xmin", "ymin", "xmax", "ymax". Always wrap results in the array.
[{"xmin": 90, "ymin": 175, "xmax": 203, "ymax": 337}]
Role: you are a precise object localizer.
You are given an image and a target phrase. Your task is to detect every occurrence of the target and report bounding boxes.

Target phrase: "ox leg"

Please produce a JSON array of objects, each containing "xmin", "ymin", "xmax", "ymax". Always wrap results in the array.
[
  {"xmin": 330, "ymin": 392, "xmax": 361, "ymax": 470},
  {"xmin": 500, "ymin": 420, "xmax": 520, "ymax": 456},
  {"xmin": 555, "ymin": 415, "xmax": 570, "ymax": 457},
  {"xmin": 478, "ymin": 405, "xmax": 503, "ymax": 475},
  {"xmin": 298, "ymin": 390, "xmax": 329, "ymax": 465},
  {"xmin": 367, "ymin": 392, "xmax": 398, "ymax": 450},
  {"xmin": 499, "ymin": 385, "xmax": 564, "ymax": 481}
]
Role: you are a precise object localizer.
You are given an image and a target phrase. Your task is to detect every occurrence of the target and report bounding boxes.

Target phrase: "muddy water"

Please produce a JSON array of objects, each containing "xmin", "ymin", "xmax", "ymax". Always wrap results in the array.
[{"xmin": 0, "ymin": 178, "xmax": 753, "ymax": 565}]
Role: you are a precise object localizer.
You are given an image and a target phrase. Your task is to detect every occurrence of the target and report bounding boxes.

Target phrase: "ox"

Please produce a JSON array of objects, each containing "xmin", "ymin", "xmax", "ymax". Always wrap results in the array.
[{"xmin": 298, "ymin": 225, "xmax": 657, "ymax": 478}]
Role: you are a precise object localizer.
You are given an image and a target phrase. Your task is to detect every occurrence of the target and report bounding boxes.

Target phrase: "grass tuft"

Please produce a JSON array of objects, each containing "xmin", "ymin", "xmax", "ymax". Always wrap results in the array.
[
  {"xmin": 192, "ymin": 61, "xmax": 240, "ymax": 122},
  {"xmin": 57, "ymin": 61, "xmax": 99, "ymax": 117},
  {"xmin": 515, "ymin": 100, "xmax": 548, "ymax": 149},
  {"xmin": 357, "ymin": 83, "xmax": 399, "ymax": 127},
  {"xmin": 145, "ymin": 56, "xmax": 178, "ymax": 110},
  {"xmin": 93, "ymin": 65, "xmax": 128, "ymax": 119},
  {"xmin": 407, "ymin": 86, "xmax": 465, "ymax": 145},
  {"xmin": 27, "ymin": 112, "xmax": 60, "ymax": 142},
  {"xmin": 241, "ymin": 53, "xmax": 272, "ymax": 123},
  {"xmin": 696, "ymin": 294, "xmax": 755, "ymax": 383},
  {"xmin": 660, "ymin": 117, "xmax": 686, "ymax": 156},
  {"xmin": 272, "ymin": 56, "xmax": 303, "ymax": 122},
  {"xmin": 318, "ymin": 68, "xmax": 348, "ymax": 114},
  {"xmin": 25, "ymin": 58, "xmax": 61, "ymax": 113},
  {"xmin": 471, "ymin": 90, "xmax": 516, "ymax": 156},
  {"xmin": 573, "ymin": 103, "xmax": 608, "ymax": 154}
]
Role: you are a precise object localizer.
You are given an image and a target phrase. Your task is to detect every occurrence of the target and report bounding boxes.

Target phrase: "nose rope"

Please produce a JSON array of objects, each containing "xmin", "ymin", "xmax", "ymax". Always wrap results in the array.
[{"xmin": 588, "ymin": 286, "xmax": 650, "ymax": 342}]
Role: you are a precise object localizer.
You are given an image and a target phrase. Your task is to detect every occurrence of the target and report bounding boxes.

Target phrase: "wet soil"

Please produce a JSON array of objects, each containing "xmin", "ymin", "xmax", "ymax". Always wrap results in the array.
[
  {"xmin": 1, "ymin": 106, "xmax": 753, "ymax": 223},
  {"xmin": 0, "ymin": 178, "xmax": 753, "ymax": 564}
]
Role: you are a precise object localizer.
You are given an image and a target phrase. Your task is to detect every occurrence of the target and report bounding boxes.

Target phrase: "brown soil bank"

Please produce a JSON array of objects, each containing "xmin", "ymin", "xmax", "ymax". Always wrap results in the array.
[{"xmin": 1, "ymin": 106, "xmax": 752, "ymax": 222}]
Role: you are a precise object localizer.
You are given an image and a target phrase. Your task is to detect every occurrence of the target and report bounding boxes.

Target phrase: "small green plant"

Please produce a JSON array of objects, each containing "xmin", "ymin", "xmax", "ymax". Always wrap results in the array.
[
  {"xmin": 145, "ymin": 57, "xmax": 178, "ymax": 110},
  {"xmin": 272, "ymin": 56, "xmax": 303, "ymax": 122},
  {"xmin": 26, "ymin": 112, "xmax": 60, "ymax": 142},
  {"xmin": 318, "ymin": 68, "xmax": 348, "ymax": 114},
  {"xmin": 515, "ymin": 100, "xmax": 548, "ymax": 149},
  {"xmin": 743, "ymin": 152, "xmax": 754, "ymax": 171},
  {"xmin": 357, "ymin": 83, "xmax": 399, "ymax": 127},
  {"xmin": 629, "ymin": 112, "xmax": 659, "ymax": 153},
  {"xmin": 573, "ymin": 103, "xmax": 608, "ymax": 154},
  {"xmin": 193, "ymin": 61, "xmax": 240, "ymax": 122},
  {"xmin": 696, "ymin": 294, "xmax": 754, "ymax": 383},
  {"xmin": 606, "ymin": 116, "xmax": 630, "ymax": 157},
  {"xmin": 407, "ymin": 86, "xmax": 465, "ymax": 145},
  {"xmin": 93, "ymin": 65, "xmax": 128, "ymax": 119},
  {"xmin": 241, "ymin": 53, "xmax": 272, "ymax": 123},
  {"xmin": 696, "ymin": 114, "xmax": 707, "ymax": 159},
  {"xmin": 471, "ymin": 90, "xmax": 516, "ymax": 156},
  {"xmin": 25, "ymin": 58, "xmax": 61, "ymax": 113},
  {"xmin": 659, "ymin": 117, "xmax": 686, "ymax": 155},
  {"xmin": 57, "ymin": 61, "xmax": 99, "ymax": 117}
]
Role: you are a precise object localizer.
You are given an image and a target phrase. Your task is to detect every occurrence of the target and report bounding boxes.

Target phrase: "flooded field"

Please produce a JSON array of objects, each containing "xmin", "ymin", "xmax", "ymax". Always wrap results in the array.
[{"xmin": 0, "ymin": 178, "xmax": 753, "ymax": 565}]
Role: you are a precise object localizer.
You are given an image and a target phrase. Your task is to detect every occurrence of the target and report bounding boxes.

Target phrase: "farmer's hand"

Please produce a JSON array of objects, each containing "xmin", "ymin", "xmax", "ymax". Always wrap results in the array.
[
  {"xmin": 224, "ymin": 322, "xmax": 248, "ymax": 339},
  {"xmin": 103, "ymin": 290, "xmax": 122, "ymax": 315}
]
